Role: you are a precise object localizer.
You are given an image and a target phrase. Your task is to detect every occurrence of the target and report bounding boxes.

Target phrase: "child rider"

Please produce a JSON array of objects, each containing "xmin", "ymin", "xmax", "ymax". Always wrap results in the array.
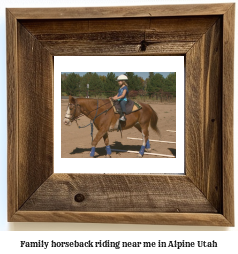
[{"xmin": 111, "ymin": 74, "xmax": 129, "ymax": 121}]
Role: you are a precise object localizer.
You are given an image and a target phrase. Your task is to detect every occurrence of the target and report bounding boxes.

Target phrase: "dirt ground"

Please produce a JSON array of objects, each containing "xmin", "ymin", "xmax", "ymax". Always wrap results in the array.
[{"xmin": 61, "ymin": 99, "xmax": 176, "ymax": 158}]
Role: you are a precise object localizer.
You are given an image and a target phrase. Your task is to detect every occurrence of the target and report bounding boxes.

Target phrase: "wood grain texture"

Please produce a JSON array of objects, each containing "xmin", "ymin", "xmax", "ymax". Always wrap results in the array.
[
  {"xmin": 11, "ymin": 211, "xmax": 232, "ymax": 226},
  {"xmin": 18, "ymin": 23, "xmax": 54, "ymax": 208},
  {"xmin": 6, "ymin": 9, "xmax": 18, "ymax": 221},
  {"xmin": 20, "ymin": 174, "xmax": 217, "ymax": 213},
  {"xmin": 37, "ymin": 41, "xmax": 193, "ymax": 56},
  {"xmin": 8, "ymin": 4, "xmax": 233, "ymax": 19},
  {"xmin": 186, "ymin": 18, "xmax": 223, "ymax": 212},
  {"xmin": 19, "ymin": 17, "xmax": 218, "ymax": 56},
  {"xmin": 20, "ymin": 16, "xmax": 218, "ymax": 34},
  {"xmin": 222, "ymin": 4, "xmax": 235, "ymax": 226}
]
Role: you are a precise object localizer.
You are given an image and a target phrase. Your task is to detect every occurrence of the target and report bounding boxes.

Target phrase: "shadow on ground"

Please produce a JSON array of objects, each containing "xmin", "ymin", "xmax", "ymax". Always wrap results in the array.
[
  {"xmin": 70, "ymin": 141, "xmax": 176, "ymax": 158},
  {"xmin": 168, "ymin": 148, "xmax": 176, "ymax": 157},
  {"xmin": 70, "ymin": 141, "xmax": 141, "ymax": 158}
]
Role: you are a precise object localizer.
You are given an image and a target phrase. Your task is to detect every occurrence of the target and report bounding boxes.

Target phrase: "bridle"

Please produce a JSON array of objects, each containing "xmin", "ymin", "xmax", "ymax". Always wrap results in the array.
[
  {"xmin": 65, "ymin": 100, "xmax": 113, "ymax": 122},
  {"xmin": 64, "ymin": 102, "xmax": 81, "ymax": 122},
  {"xmin": 65, "ymin": 99, "xmax": 113, "ymax": 140}
]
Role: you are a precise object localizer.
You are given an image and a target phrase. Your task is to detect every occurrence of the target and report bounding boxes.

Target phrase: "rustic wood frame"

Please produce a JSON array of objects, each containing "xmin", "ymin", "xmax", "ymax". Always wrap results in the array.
[{"xmin": 7, "ymin": 4, "xmax": 234, "ymax": 226}]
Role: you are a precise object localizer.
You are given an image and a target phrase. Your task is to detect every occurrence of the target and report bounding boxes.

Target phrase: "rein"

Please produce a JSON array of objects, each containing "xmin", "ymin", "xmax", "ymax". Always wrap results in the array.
[{"xmin": 68, "ymin": 99, "xmax": 113, "ymax": 141}]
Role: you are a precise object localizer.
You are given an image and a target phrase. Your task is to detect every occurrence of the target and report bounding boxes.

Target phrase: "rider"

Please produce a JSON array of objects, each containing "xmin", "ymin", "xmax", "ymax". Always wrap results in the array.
[{"xmin": 111, "ymin": 74, "xmax": 129, "ymax": 121}]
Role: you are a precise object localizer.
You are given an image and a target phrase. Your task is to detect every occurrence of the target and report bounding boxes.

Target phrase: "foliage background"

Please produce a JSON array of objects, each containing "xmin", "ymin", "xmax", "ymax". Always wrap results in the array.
[{"xmin": 61, "ymin": 72, "xmax": 176, "ymax": 101}]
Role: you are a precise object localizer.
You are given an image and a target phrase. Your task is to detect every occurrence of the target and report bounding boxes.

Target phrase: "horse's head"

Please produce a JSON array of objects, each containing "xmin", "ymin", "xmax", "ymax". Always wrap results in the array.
[{"xmin": 63, "ymin": 95, "xmax": 81, "ymax": 126}]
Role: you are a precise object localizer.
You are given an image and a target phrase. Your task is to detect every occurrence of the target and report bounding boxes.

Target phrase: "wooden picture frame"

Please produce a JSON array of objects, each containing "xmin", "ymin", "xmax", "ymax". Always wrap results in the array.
[{"xmin": 7, "ymin": 4, "xmax": 234, "ymax": 226}]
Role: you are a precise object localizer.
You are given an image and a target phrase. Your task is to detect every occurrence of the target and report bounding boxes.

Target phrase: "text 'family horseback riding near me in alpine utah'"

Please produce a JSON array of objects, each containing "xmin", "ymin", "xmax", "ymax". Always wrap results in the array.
[{"xmin": 55, "ymin": 56, "xmax": 184, "ymax": 174}]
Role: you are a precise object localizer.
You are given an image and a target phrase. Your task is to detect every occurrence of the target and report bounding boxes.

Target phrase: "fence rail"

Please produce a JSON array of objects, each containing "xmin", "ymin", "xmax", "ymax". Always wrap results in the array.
[{"xmin": 62, "ymin": 89, "xmax": 175, "ymax": 102}]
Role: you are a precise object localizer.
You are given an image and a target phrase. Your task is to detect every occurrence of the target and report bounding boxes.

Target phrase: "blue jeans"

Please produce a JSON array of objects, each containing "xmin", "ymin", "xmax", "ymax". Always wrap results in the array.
[{"xmin": 119, "ymin": 100, "xmax": 127, "ymax": 114}]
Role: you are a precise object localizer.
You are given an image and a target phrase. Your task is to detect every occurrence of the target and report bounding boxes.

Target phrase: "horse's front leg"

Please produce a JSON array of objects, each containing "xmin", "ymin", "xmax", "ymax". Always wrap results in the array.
[
  {"xmin": 103, "ymin": 132, "xmax": 111, "ymax": 158},
  {"xmin": 90, "ymin": 128, "xmax": 107, "ymax": 158}
]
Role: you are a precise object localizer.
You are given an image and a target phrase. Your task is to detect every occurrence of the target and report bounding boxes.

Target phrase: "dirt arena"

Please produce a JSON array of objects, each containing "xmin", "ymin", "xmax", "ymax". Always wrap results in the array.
[{"xmin": 61, "ymin": 99, "xmax": 176, "ymax": 158}]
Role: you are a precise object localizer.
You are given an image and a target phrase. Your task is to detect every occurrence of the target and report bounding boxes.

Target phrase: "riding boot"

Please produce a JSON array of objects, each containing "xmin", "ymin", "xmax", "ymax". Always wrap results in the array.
[
  {"xmin": 119, "ymin": 110, "xmax": 126, "ymax": 121},
  {"xmin": 119, "ymin": 115, "xmax": 126, "ymax": 121}
]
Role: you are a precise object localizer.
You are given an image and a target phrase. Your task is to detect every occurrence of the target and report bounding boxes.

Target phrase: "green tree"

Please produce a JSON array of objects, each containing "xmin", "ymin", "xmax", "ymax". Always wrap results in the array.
[
  {"xmin": 125, "ymin": 72, "xmax": 144, "ymax": 91},
  {"xmin": 61, "ymin": 72, "xmax": 80, "ymax": 96},
  {"xmin": 79, "ymin": 72, "xmax": 103, "ymax": 97},
  {"xmin": 164, "ymin": 72, "xmax": 176, "ymax": 96},
  {"xmin": 99, "ymin": 75, "xmax": 107, "ymax": 86},
  {"xmin": 146, "ymin": 73, "xmax": 165, "ymax": 95},
  {"xmin": 61, "ymin": 73, "xmax": 67, "ymax": 81},
  {"xmin": 104, "ymin": 72, "xmax": 117, "ymax": 96}
]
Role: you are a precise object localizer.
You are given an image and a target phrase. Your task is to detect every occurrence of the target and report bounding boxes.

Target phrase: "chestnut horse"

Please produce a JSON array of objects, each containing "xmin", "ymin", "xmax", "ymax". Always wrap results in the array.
[{"xmin": 63, "ymin": 95, "xmax": 160, "ymax": 157}]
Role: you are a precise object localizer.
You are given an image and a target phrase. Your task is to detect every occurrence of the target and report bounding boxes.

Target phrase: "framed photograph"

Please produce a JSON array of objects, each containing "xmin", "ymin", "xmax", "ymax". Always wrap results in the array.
[
  {"xmin": 55, "ymin": 56, "xmax": 184, "ymax": 174},
  {"xmin": 7, "ymin": 3, "xmax": 234, "ymax": 225}
]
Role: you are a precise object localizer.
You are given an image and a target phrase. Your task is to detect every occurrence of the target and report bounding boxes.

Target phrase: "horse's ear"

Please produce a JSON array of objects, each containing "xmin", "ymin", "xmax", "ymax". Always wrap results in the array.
[{"xmin": 69, "ymin": 95, "xmax": 75, "ymax": 104}]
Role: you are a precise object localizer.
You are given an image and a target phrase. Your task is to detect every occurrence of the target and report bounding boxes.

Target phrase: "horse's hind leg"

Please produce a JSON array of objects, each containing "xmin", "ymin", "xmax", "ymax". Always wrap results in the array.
[
  {"xmin": 103, "ymin": 132, "xmax": 111, "ymax": 158},
  {"xmin": 137, "ymin": 123, "xmax": 149, "ymax": 157},
  {"xmin": 134, "ymin": 122, "xmax": 151, "ymax": 152}
]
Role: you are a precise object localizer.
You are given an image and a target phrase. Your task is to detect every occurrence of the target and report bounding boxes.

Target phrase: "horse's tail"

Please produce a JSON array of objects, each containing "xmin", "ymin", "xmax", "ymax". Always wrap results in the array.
[{"xmin": 149, "ymin": 105, "xmax": 161, "ymax": 139}]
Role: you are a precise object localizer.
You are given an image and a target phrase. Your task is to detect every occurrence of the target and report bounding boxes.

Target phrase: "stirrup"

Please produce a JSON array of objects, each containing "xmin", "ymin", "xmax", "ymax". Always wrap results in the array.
[{"xmin": 119, "ymin": 116, "xmax": 126, "ymax": 121}]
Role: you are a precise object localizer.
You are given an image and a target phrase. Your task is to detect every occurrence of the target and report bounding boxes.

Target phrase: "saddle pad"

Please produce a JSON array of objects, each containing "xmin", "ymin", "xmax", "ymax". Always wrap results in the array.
[{"xmin": 110, "ymin": 98, "xmax": 142, "ymax": 115}]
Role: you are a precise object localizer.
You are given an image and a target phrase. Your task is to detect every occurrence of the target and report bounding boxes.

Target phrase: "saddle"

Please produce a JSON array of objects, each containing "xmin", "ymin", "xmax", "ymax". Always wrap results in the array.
[{"xmin": 110, "ymin": 98, "xmax": 142, "ymax": 115}]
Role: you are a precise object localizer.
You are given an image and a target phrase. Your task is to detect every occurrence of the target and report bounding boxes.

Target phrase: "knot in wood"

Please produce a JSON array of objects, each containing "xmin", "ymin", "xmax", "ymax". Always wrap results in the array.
[
  {"xmin": 140, "ymin": 40, "xmax": 147, "ymax": 52},
  {"xmin": 74, "ymin": 193, "xmax": 85, "ymax": 202}
]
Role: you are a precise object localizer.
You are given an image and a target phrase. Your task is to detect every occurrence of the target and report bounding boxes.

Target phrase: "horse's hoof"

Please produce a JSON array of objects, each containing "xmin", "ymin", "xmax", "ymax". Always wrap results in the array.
[
  {"xmin": 90, "ymin": 156, "xmax": 94, "ymax": 158},
  {"xmin": 137, "ymin": 153, "xmax": 143, "ymax": 158},
  {"xmin": 105, "ymin": 154, "xmax": 111, "ymax": 158},
  {"xmin": 145, "ymin": 148, "xmax": 151, "ymax": 152}
]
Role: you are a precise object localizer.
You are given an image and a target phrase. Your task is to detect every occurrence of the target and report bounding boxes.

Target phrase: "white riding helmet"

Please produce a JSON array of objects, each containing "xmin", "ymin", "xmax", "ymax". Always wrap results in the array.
[{"xmin": 116, "ymin": 74, "xmax": 128, "ymax": 81}]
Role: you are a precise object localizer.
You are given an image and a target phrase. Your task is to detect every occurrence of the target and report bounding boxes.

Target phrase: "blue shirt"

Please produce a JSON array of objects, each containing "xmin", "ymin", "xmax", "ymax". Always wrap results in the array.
[{"xmin": 118, "ymin": 86, "xmax": 128, "ymax": 101}]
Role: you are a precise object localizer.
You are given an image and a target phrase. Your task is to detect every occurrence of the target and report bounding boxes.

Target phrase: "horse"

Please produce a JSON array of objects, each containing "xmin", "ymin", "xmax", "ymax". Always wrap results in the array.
[{"xmin": 63, "ymin": 95, "xmax": 161, "ymax": 158}]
